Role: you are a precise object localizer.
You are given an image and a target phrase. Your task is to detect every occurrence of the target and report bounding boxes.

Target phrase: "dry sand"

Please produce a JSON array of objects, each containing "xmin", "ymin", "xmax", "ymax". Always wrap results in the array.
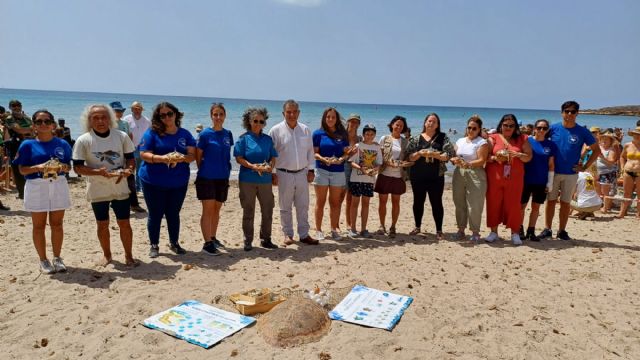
[{"xmin": 1, "ymin": 179, "xmax": 639, "ymax": 359}]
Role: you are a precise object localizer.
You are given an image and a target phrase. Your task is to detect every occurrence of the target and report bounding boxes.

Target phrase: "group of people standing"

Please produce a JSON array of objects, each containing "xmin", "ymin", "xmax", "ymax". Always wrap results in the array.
[{"xmin": 5, "ymin": 98, "xmax": 640, "ymax": 275}]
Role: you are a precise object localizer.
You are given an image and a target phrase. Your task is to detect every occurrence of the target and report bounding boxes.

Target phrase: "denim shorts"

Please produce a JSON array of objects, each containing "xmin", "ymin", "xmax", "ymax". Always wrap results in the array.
[{"xmin": 314, "ymin": 168, "xmax": 346, "ymax": 187}]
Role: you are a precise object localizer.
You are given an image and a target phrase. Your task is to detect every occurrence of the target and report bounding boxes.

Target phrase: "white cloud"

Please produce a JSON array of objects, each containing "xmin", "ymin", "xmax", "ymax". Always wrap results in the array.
[{"xmin": 274, "ymin": 0, "xmax": 326, "ymax": 7}]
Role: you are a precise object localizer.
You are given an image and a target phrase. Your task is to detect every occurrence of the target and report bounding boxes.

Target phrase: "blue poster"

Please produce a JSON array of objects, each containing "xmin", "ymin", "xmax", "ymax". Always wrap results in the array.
[
  {"xmin": 143, "ymin": 300, "xmax": 255, "ymax": 348},
  {"xmin": 329, "ymin": 285, "xmax": 412, "ymax": 331}
]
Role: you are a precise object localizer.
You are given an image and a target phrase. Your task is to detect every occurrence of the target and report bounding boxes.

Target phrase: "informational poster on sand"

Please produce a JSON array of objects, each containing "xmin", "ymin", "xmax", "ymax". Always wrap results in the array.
[
  {"xmin": 329, "ymin": 285, "xmax": 412, "ymax": 331},
  {"xmin": 142, "ymin": 300, "xmax": 255, "ymax": 348}
]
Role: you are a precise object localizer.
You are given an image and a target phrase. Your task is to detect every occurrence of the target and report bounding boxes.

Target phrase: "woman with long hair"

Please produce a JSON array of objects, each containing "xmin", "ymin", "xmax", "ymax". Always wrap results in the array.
[
  {"xmin": 406, "ymin": 113, "xmax": 454, "ymax": 240},
  {"xmin": 312, "ymin": 107, "xmax": 350, "ymax": 240},
  {"xmin": 139, "ymin": 102, "xmax": 196, "ymax": 258},
  {"xmin": 14, "ymin": 109, "xmax": 72, "ymax": 273},
  {"xmin": 484, "ymin": 114, "xmax": 532, "ymax": 245}
]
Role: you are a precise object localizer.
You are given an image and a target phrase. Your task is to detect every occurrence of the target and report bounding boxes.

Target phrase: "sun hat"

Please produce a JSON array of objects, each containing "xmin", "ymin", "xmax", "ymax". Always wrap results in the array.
[
  {"xmin": 628, "ymin": 126, "xmax": 640, "ymax": 136},
  {"xmin": 109, "ymin": 101, "xmax": 126, "ymax": 112},
  {"xmin": 589, "ymin": 126, "xmax": 601, "ymax": 133},
  {"xmin": 347, "ymin": 113, "xmax": 361, "ymax": 122}
]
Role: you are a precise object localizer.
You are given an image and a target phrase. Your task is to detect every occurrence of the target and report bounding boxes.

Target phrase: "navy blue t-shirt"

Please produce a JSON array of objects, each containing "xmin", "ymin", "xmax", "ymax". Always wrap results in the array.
[
  {"xmin": 197, "ymin": 128, "xmax": 234, "ymax": 180},
  {"xmin": 549, "ymin": 123, "xmax": 596, "ymax": 174},
  {"xmin": 524, "ymin": 137, "xmax": 557, "ymax": 185},
  {"xmin": 312, "ymin": 129, "xmax": 348, "ymax": 172},
  {"xmin": 138, "ymin": 128, "xmax": 196, "ymax": 188},
  {"xmin": 13, "ymin": 137, "xmax": 72, "ymax": 180}
]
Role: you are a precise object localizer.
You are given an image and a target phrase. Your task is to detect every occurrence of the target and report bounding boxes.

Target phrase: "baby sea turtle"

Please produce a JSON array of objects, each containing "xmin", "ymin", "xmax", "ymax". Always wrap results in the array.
[
  {"xmin": 257, "ymin": 298, "xmax": 331, "ymax": 348},
  {"xmin": 41, "ymin": 158, "xmax": 65, "ymax": 179},
  {"xmin": 254, "ymin": 161, "xmax": 271, "ymax": 176},
  {"xmin": 164, "ymin": 151, "xmax": 185, "ymax": 168}
]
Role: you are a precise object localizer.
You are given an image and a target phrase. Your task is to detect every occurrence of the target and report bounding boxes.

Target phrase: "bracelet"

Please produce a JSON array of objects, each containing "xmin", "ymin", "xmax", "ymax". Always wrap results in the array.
[{"xmin": 151, "ymin": 155, "xmax": 155, "ymax": 163}]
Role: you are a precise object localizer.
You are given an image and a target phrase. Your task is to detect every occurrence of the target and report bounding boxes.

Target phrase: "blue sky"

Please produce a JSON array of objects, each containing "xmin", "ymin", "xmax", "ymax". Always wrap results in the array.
[{"xmin": 1, "ymin": 0, "xmax": 638, "ymax": 109}]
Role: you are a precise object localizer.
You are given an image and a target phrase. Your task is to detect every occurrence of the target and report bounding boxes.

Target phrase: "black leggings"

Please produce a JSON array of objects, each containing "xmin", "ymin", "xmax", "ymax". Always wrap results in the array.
[{"xmin": 411, "ymin": 177, "xmax": 445, "ymax": 231}]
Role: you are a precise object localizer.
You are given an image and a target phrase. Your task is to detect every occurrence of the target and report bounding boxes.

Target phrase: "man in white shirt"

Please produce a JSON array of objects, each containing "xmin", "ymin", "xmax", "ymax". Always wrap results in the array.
[
  {"xmin": 268, "ymin": 99, "xmax": 317, "ymax": 246},
  {"xmin": 123, "ymin": 101, "xmax": 150, "ymax": 192}
]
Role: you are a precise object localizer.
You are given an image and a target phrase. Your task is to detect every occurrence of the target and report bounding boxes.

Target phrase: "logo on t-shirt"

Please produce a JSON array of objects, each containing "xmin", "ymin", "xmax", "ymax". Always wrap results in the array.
[
  {"xmin": 178, "ymin": 137, "xmax": 187, "ymax": 148},
  {"xmin": 223, "ymin": 136, "xmax": 232, "ymax": 146},
  {"xmin": 54, "ymin": 147, "xmax": 65, "ymax": 159},
  {"xmin": 92, "ymin": 150, "xmax": 121, "ymax": 165},
  {"xmin": 568, "ymin": 134, "xmax": 579, "ymax": 144},
  {"xmin": 543, "ymin": 147, "xmax": 551, "ymax": 155}
]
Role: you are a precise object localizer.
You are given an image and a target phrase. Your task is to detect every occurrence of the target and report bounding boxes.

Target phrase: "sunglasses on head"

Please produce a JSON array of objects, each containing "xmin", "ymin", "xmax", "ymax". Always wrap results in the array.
[
  {"xmin": 563, "ymin": 110, "xmax": 578, "ymax": 115},
  {"xmin": 252, "ymin": 119, "xmax": 265, "ymax": 125},
  {"xmin": 34, "ymin": 119, "xmax": 55, "ymax": 125},
  {"xmin": 159, "ymin": 111, "xmax": 175, "ymax": 119}
]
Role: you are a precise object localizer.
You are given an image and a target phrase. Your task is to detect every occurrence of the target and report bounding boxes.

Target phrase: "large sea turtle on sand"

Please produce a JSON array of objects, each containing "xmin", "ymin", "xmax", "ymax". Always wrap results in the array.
[{"xmin": 257, "ymin": 298, "xmax": 331, "ymax": 348}]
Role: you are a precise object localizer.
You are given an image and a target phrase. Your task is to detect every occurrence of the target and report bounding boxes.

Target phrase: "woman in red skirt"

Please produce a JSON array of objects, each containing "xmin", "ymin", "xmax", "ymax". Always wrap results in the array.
[{"xmin": 484, "ymin": 114, "xmax": 532, "ymax": 245}]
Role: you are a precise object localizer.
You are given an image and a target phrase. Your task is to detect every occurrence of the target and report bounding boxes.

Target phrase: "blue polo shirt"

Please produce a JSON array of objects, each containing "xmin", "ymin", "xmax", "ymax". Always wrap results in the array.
[
  {"xmin": 138, "ymin": 128, "xmax": 196, "ymax": 188},
  {"xmin": 13, "ymin": 137, "xmax": 72, "ymax": 180},
  {"xmin": 549, "ymin": 123, "xmax": 596, "ymax": 175},
  {"xmin": 312, "ymin": 129, "xmax": 348, "ymax": 172},
  {"xmin": 233, "ymin": 132, "xmax": 278, "ymax": 184},
  {"xmin": 197, "ymin": 128, "xmax": 234, "ymax": 180},
  {"xmin": 524, "ymin": 137, "xmax": 557, "ymax": 185}
]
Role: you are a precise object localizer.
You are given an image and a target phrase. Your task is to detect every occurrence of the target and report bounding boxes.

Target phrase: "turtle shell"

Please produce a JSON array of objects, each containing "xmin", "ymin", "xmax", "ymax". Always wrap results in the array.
[{"xmin": 257, "ymin": 298, "xmax": 331, "ymax": 348}]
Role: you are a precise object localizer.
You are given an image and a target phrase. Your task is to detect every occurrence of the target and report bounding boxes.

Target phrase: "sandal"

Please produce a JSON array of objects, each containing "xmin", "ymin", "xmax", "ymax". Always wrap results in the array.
[
  {"xmin": 436, "ymin": 232, "xmax": 444, "ymax": 241},
  {"xmin": 470, "ymin": 234, "xmax": 481, "ymax": 243},
  {"xmin": 376, "ymin": 227, "xmax": 387, "ymax": 235},
  {"xmin": 455, "ymin": 230, "xmax": 465, "ymax": 241},
  {"xmin": 409, "ymin": 227, "xmax": 421, "ymax": 236}
]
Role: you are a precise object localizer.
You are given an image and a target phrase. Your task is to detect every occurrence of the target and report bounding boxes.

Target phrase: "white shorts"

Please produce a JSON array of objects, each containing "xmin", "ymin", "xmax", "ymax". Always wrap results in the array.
[{"xmin": 24, "ymin": 177, "xmax": 71, "ymax": 212}]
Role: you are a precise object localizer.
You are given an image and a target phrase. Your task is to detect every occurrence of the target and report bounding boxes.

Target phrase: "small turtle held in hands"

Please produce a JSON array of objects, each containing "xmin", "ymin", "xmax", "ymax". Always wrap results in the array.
[
  {"xmin": 394, "ymin": 160, "xmax": 415, "ymax": 168},
  {"xmin": 165, "ymin": 151, "xmax": 185, "ymax": 168},
  {"xmin": 325, "ymin": 156, "xmax": 344, "ymax": 165},
  {"xmin": 496, "ymin": 149, "xmax": 510, "ymax": 162},
  {"xmin": 254, "ymin": 161, "xmax": 272, "ymax": 176},
  {"xmin": 41, "ymin": 158, "xmax": 65, "ymax": 179}
]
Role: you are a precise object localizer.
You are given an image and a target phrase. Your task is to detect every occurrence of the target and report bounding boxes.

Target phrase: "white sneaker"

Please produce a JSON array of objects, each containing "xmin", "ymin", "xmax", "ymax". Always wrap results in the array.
[
  {"xmin": 40, "ymin": 260, "xmax": 56, "ymax": 274},
  {"xmin": 346, "ymin": 229, "xmax": 359, "ymax": 238},
  {"xmin": 52, "ymin": 257, "xmax": 67, "ymax": 272},
  {"xmin": 511, "ymin": 234, "xmax": 523, "ymax": 246},
  {"xmin": 484, "ymin": 232, "xmax": 499, "ymax": 243},
  {"xmin": 315, "ymin": 230, "xmax": 325, "ymax": 241}
]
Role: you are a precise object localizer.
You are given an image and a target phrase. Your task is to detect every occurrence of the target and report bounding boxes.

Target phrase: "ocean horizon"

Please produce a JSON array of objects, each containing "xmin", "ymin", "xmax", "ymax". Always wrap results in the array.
[{"xmin": 3, "ymin": 88, "xmax": 637, "ymax": 137}]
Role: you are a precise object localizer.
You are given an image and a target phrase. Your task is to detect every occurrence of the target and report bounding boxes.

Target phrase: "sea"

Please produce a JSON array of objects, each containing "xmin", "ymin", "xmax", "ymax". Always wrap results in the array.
[{"xmin": 2, "ymin": 88, "xmax": 638, "ymax": 175}]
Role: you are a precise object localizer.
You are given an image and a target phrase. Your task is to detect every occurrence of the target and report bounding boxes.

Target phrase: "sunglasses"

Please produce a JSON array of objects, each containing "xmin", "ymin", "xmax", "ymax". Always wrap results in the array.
[
  {"xmin": 536, "ymin": 126, "xmax": 549, "ymax": 131},
  {"xmin": 252, "ymin": 119, "xmax": 265, "ymax": 125},
  {"xmin": 34, "ymin": 119, "xmax": 55, "ymax": 125},
  {"xmin": 563, "ymin": 110, "xmax": 578, "ymax": 115},
  {"xmin": 159, "ymin": 111, "xmax": 175, "ymax": 119},
  {"xmin": 467, "ymin": 126, "xmax": 478, "ymax": 131},
  {"xmin": 502, "ymin": 123, "xmax": 516, "ymax": 129}
]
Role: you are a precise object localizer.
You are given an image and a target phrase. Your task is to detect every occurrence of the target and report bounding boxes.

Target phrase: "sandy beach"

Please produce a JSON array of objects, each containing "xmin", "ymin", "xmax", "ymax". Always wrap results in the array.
[{"xmin": 1, "ymin": 179, "xmax": 638, "ymax": 359}]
